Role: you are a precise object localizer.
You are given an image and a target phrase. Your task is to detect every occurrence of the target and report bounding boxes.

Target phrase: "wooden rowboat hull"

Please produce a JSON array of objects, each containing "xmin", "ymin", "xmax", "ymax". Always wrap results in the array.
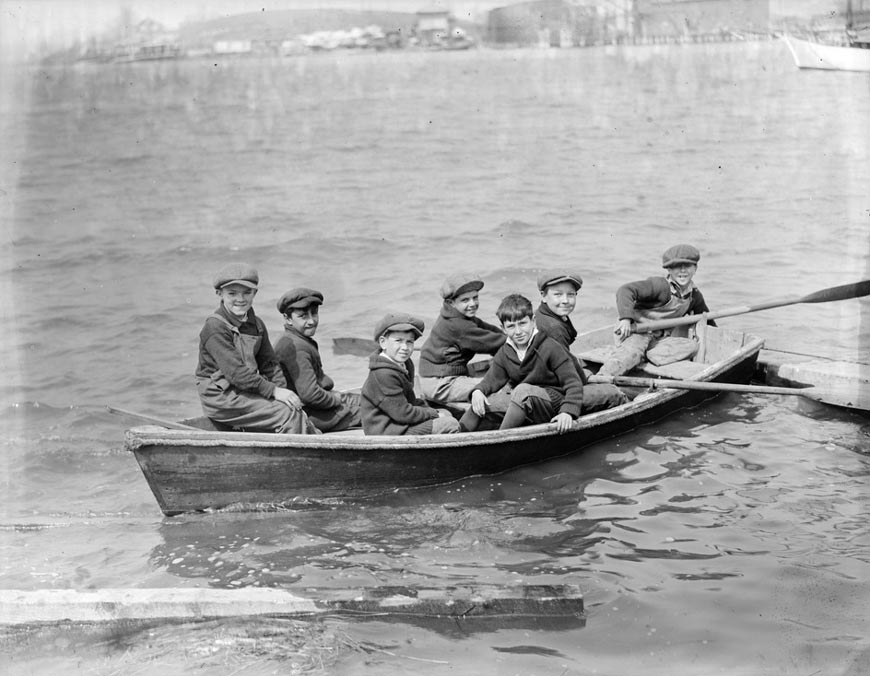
[
  {"xmin": 127, "ymin": 327, "xmax": 763, "ymax": 515},
  {"xmin": 780, "ymin": 34, "xmax": 870, "ymax": 72}
]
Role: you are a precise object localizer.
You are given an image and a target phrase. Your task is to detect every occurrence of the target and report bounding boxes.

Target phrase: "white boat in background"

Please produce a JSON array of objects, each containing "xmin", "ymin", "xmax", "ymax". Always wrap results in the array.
[{"xmin": 780, "ymin": 34, "xmax": 870, "ymax": 72}]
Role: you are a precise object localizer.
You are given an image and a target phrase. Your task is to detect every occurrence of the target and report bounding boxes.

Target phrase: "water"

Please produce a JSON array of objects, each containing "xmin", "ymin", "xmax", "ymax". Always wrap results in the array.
[{"xmin": 2, "ymin": 41, "xmax": 870, "ymax": 675}]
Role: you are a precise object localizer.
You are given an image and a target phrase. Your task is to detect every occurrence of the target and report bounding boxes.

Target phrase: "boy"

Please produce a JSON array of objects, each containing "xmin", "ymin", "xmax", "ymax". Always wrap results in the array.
[
  {"xmin": 597, "ymin": 244, "xmax": 715, "ymax": 377},
  {"xmin": 361, "ymin": 313, "xmax": 460, "ymax": 435},
  {"xmin": 418, "ymin": 273, "xmax": 506, "ymax": 404},
  {"xmin": 195, "ymin": 263, "xmax": 317, "ymax": 434},
  {"xmin": 536, "ymin": 269, "xmax": 627, "ymax": 411},
  {"xmin": 459, "ymin": 294, "xmax": 585, "ymax": 434},
  {"xmin": 274, "ymin": 287, "xmax": 361, "ymax": 433}
]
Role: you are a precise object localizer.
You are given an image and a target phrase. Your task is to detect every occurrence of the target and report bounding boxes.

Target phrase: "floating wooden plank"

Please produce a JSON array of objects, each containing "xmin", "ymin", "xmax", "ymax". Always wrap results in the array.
[
  {"xmin": 756, "ymin": 350, "xmax": 870, "ymax": 411},
  {"xmin": 0, "ymin": 585, "xmax": 584, "ymax": 627}
]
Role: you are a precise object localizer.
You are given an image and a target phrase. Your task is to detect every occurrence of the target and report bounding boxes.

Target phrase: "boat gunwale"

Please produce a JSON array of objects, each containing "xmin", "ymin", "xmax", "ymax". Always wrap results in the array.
[{"xmin": 125, "ymin": 333, "xmax": 765, "ymax": 452}]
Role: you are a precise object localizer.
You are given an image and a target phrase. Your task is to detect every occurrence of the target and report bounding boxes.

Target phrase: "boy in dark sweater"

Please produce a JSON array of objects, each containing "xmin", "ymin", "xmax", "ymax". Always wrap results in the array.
[
  {"xmin": 598, "ymin": 244, "xmax": 715, "ymax": 377},
  {"xmin": 361, "ymin": 313, "xmax": 460, "ymax": 436},
  {"xmin": 274, "ymin": 287, "xmax": 361, "ymax": 433},
  {"xmin": 195, "ymin": 263, "xmax": 317, "ymax": 434},
  {"xmin": 536, "ymin": 269, "xmax": 627, "ymax": 411},
  {"xmin": 418, "ymin": 272, "xmax": 506, "ymax": 404},
  {"xmin": 459, "ymin": 294, "xmax": 585, "ymax": 433}
]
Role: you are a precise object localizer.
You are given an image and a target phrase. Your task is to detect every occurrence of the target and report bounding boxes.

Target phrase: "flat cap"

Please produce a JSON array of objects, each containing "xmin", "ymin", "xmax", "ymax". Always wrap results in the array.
[
  {"xmin": 440, "ymin": 272, "xmax": 484, "ymax": 299},
  {"xmin": 213, "ymin": 262, "xmax": 259, "ymax": 290},
  {"xmin": 374, "ymin": 312, "xmax": 425, "ymax": 340},
  {"xmin": 662, "ymin": 244, "xmax": 701, "ymax": 268},
  {"xmin": 277, "ymin": 287, "xmax": 324, "ymax": 314},
  {"xmin": 537, "ymin": 269, "xmax": 583, "ymax": 291}
]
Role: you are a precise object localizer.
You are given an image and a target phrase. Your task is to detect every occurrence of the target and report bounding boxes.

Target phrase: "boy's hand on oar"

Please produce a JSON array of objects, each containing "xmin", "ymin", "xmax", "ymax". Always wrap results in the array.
[
  {"xmin": 274, "ymin": 387, "xmax": 303, "ymax": 410},
  {"xmin": 550, "ymin": 412, "xmax": 574, "ymax": 434},
  {"xmin": 614, "ymin": 319, "xmax": 633, "ymax": 341}
]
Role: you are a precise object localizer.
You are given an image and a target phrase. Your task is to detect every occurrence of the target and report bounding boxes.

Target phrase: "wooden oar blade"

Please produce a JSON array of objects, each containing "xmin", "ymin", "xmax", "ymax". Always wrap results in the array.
[
  {"xmin": 802, "ymin": 385, "xmax": 870, "ymax": 410},
  {"xmin": 333, "ymin": 337, "xmax": 378, "ymax": 357},
  {"xmin": 107, "ymin": 406, "xmax": 199, "ymax": 431},
  {"xmin": 800, "ymin": 279, "xmax": 870, "ymax": 304}
]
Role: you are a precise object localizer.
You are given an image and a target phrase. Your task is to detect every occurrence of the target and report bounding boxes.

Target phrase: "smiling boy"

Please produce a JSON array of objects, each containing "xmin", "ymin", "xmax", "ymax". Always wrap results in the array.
[
  {"xmin": 195, "ymin": 263, "xmax": 317, "ymax": 434},
  {"xmin": 536, "ymin": 269, "xmax": 627, "ymax": 411},
  {"xmin": 274, "ymin": 287, "xmax": 361, "ymax": 433},
  {"xmin": 458, "ymin": 294, "xmax": 585, "ymax": 433},
  {"xmin": 597, "ymin": 244, "xmax": 715, "ymax": 377},
  {"xmin": 418, "ymin": 272, "xmax": 506, "ymax": 404},
  {"xmin": 361, "ymin": 313, "xmax": 460, "ymax": 435}
]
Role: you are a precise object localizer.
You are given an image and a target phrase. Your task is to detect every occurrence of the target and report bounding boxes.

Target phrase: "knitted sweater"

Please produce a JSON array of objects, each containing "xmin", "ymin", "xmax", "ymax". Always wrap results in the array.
[
  {"xmin": 274, "ymin": 327, "xmax": 342, "ymax": 410},
  {"xmin": 473, "ymin": 332, "xmax": 584, "ymax": 418},
  {"xmin": 418, "ymin": 302, "xmax": 506, "ymax": 377},
  {"xmin": 535, "ymin": 302, "xmax": 588, "ymax": 383},
  {"xmin": 615, "ymin": 276, "xmax": 715, "ymax": 325},
  {"xmin": 361, "ymin": 354, "xmax": 438, "ymax": 435}
]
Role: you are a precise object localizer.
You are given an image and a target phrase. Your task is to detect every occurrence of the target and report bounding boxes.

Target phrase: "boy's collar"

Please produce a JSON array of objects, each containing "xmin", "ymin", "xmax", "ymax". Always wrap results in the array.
[
  {"xmin": 379, "ymin": 351, "xmax": 409, "ymax": 369},
  {"xmin": 506, "ymin": 326, "xmax": 539, "ymax": 354},
  {"xmin": 668, "ymin": 278, "xmax": 695, "ymax": 299}
]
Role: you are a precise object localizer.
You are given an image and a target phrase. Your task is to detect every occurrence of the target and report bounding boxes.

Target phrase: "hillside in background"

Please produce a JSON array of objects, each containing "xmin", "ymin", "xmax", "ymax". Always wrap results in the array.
[{"xmin": 177, "ymin": 8, "xmax": 478, "ymax": 45}]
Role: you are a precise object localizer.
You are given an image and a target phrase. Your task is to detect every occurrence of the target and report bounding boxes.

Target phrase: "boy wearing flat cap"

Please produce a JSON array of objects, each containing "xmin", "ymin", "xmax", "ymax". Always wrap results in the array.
[
  {"xmin": 274, "ymin": 287, "xmax": 361, "ymax": 433},
  {"xmin": 536, "ymin": 270, "xmax": 627, "ymax": 412},
  {"xmin": 361, "ymin": 313, "xmax": 460, "ymax": 435},
  {"xmin": 598, "ymin": 244, "xmax": 715, "ymax": 377},
  {"xmin": 418, "ymin": 272, "xmax": 506, "ymax": 405},
  {"xmin": 195, "ymin": 263, "xmax": 317, "ymax": 434}
]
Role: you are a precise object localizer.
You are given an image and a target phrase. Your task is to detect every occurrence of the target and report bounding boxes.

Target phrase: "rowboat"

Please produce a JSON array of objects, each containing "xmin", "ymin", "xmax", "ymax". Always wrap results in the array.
[
  {"xmin": 779, "ymin": 34, "xmax": 870, "ymax": 72},
  {"xmin": 125, "ymin": 324, "xmax": 763, "ymax": 516}
]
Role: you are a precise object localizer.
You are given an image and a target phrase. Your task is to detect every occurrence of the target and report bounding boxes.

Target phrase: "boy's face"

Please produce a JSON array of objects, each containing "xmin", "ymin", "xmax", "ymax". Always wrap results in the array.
[
  {"xmin": 667, "ymin": 264, "xmax": 697, "ymax": 289},
  {"xmin": 287, "ymin": 305, "xmax": 319, "ymax": 337},
  {"xmin": 217, "ymin": 284, "xmax": 257, "ymax": 318},
  {"xmin": 541, "ymin": 281, "xmax": 578, "ymax": 317},
  {"xmin": 502, "ymin": 315, "xmax": 534, "ymax": 348},
  {"xmin": 379, "ymin": 330, "xmax": 417, "ymax": 363},
  {"xmin": 448, "ymin": 290, "xmax": 479, "ymax": 318}
]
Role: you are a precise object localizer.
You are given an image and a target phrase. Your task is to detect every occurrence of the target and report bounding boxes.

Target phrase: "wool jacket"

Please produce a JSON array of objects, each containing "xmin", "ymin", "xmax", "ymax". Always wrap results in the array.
[
  {"xmin": 615, "ymin": 276, "xmax": 715, "ymax": 325},
  {"xmin": 274, "ymin": 327, "xmax": 342, "ymax": 410},
  {"xmin": 535, "ymin": 302, "xmax": 588, "ymax": 383},
  {"xmin": 418, "ymin": 302, "xmax": 506, "ymax": 377},
  {"xmin": 196, "ymin": 305, "xmax": 286, "ymax": 399},
  {"xmin": 361, "ymin": 354, "xmax": 438, "ymax": 435},
  {"xmin": 473, "ymin": 331, "xmax": 584, "ymax": 418}
]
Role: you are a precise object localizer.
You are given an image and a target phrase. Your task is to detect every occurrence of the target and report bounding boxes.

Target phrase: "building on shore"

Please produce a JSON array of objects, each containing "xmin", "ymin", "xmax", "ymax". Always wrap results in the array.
[{"xmin": 486, "ymin": 0, "xmax": 773, "ymax": 47}]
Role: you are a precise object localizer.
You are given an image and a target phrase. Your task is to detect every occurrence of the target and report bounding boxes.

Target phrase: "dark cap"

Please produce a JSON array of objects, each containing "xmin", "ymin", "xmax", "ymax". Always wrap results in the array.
[
  {"xmin": 374, "ymin": 313, "xmax": 425, "ymax": 341},
  {"xmin": 537, "ymin": 269, "xmax": 583, "ymax": 291},
  {"xmin": 277, "ymin": 287, "xmax": 324, "ymax": 314},
  {"xmin": 213, "ymin": 262, "xmax": 259, "ymax": 290},
  {"xmin": 662, "ymin": 244, "xmax": 701, "ymax": 268},
  {"xmin": 440, "ymin": 273, "xmax": 484, "ymax": 299}
]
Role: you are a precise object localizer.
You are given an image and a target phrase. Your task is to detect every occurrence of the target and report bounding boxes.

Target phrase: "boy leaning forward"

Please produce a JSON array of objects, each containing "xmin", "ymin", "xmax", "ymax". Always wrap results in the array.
[
  {"xmin": 195, "ymin": 263, "xmax": 317, "ymax": 434},
  {"xmin": 597, "ymin": 244, "xmax": 715, "ymax": 377},
  {"xmin": 418, "ymin": 272, "xmax": 506, "ymax": 405}
]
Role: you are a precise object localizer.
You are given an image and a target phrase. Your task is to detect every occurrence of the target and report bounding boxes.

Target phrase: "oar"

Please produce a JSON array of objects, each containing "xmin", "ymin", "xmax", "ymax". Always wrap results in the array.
[
  {"xmin": 634, "ymin": 279, "xmax": 870, "ymax": 333},
  {"xmin": 332, "ymin": 336, "xmax": 380, "ymax": 357},
  {"xmin": 333, "ymin": 337, "xmax": 424, "ymax": 358},
  {"xmin": 588, "ymin": 374, "xmax": 865, "ymax": 407},
  {"xmin": 106, "ymin": 406, "xmax": 199, "ymax": 431}
]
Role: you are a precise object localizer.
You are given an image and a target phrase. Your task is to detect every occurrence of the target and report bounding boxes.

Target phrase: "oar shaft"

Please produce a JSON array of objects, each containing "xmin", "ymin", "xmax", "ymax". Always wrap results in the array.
[
  {"xmin": 107, "ymin": 406, "xmax": 199, "ymax": 430},
  {"xmin": 588, "ymin": 375, "xmax": 809, "ymax": 397}
]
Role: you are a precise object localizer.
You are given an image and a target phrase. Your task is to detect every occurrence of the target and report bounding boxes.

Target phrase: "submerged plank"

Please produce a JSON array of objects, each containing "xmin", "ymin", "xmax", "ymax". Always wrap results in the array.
[{"xmin": 0, "ymin": 585, "xmax": 584, "ymax": 626}]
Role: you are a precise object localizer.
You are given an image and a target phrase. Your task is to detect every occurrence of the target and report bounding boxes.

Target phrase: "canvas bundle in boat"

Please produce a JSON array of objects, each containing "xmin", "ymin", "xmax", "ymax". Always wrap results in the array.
[{"xmin": 646, "ymin": 337, "xmax": 699, "ymax": 366}]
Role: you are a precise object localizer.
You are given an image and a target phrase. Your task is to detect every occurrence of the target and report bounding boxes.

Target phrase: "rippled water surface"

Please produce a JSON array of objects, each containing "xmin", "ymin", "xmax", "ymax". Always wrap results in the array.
[{"xmin": 2, "ymin": 41, "xmax": 869, "ymax": 675}]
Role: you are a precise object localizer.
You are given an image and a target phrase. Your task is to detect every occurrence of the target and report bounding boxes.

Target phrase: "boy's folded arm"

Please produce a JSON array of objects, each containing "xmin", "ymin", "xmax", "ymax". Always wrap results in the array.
[{"xmin": 293, "ymin": 354, "xmax": 342, "ymax": 409}]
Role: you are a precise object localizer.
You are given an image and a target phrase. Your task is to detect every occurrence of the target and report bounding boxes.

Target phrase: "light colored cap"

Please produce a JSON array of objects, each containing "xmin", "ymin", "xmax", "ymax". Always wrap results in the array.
[
  {"xmin": 213, "ymin": 262, "xmax": 259, "ymax": 289},
  {"xmin": 374, "ymin": 313, "xmax": 425, "ymax": 340}
]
